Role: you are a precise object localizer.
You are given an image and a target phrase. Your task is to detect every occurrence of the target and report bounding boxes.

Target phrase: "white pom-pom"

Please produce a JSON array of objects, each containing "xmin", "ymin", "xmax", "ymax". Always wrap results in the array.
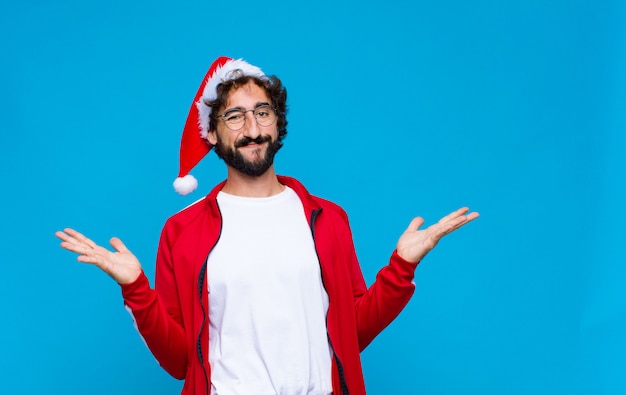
[{"xmin": 173, "ymin": 175, "xmax": 198, "ymax": 195}]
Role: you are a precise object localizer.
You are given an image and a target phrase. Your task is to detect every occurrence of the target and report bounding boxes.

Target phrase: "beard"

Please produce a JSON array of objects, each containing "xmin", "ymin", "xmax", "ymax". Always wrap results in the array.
[{"xmin": 214, "ymin": 134, "xmax": 281, "ymax": 177}]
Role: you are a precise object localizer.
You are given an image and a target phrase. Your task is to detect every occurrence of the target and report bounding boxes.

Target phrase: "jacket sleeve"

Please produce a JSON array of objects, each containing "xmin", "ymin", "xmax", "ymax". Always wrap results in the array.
[
  {"xmin": 354, "ymin": 250, "xmax": 418, "ymax": 350},
  {"xmin": 120, "ymin": 224, "xmax": 188, "ymax": 379},
  {"xmin": 339, "ymin": 213, "xmax": 419, "ymax": 350}
]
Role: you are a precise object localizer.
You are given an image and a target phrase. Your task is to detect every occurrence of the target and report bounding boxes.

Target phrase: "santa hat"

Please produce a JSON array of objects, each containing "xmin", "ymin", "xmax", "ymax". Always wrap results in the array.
[{"xmin": 173, "ymin": 56, "xmax": 265, "ymax": 195}]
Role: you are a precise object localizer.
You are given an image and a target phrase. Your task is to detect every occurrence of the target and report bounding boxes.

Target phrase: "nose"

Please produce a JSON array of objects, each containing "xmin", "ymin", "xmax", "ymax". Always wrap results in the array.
[{"xmin": 242, "ymin": 110, "xmax": 260, "ymax": 138}]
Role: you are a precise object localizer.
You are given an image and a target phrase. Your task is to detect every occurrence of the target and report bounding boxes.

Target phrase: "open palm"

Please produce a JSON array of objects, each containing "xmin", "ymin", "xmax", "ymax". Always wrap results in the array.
[
  {"xmin": 55, "ymin": 228, "xmax": 142, "ymax": 285},
  {"xmin": 396, "ymin": 207, "xmax": 479, "ymax": 263}
]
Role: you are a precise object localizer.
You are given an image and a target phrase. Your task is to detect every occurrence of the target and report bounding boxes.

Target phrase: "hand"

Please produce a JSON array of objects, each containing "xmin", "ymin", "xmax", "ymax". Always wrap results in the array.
[
  {"xmin": 396, "ymin": 207, "xmax": 479, "ymax": 263},
  {"xmin": 55, "ymin": 228, "xmax": 142, "ymax": 285}
]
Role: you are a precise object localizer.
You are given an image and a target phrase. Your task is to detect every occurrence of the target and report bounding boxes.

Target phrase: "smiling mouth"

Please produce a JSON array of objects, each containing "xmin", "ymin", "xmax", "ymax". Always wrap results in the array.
[
  {"xmin": 241, "ymin": 141, "xmax": 263, "ymax": 147},
  {"xmin": 234, "ymin": 135, "xmax": 272, "ymax": 148}
]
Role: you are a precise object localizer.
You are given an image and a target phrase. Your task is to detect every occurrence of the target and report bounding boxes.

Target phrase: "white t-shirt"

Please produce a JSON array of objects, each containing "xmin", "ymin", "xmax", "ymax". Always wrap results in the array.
[{"xmin": 208, "ymin": 186, "xmax": 332, "ymax": 395}]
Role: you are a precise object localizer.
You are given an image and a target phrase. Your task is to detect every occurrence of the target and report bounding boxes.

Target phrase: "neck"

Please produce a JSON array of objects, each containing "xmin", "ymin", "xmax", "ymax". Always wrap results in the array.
[{"xmin": 221, "ymin": 166, "xmax": 284, "ymax": 197}]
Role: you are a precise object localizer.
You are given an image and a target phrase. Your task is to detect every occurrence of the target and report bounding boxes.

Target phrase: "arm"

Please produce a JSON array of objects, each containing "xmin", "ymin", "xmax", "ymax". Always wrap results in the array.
[
  {"xmin": 121, "ymin": 225, "xmax": 188, "ymax": 379},
  {"xmin": 56, "ymin": 228, "xmax": 188, "ymax": 379},
  {"xmin": 351, "ymin": 207, "xmax": 479, "ymax": 349}
]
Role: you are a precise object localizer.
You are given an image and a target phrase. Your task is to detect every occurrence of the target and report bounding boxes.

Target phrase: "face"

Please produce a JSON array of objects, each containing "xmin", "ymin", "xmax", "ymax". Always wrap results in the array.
[{"xmin": 208, "ymin": 81, "xmax": 280, "ymax": 177}]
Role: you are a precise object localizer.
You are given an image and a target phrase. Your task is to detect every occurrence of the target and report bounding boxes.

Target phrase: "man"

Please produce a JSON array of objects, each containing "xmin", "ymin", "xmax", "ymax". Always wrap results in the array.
[{"xmin": 56, "ymin": 56, "xmax": 479, "ymax": 395}]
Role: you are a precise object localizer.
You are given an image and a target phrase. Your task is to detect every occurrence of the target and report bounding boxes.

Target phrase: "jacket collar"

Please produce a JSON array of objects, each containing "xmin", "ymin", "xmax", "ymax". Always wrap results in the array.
[{"xmin": 204, "ymin": 176, "xmax": 322, "ymax": 214}]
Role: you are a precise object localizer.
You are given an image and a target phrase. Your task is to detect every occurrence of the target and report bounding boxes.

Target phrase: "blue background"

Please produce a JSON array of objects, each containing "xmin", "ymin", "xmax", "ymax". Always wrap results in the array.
[{"xmin": 1, "ymin": 0, "xmax": 625, "ymax": 394}]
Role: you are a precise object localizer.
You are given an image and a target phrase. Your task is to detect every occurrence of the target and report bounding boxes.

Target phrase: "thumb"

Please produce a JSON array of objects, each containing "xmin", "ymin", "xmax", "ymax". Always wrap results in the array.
[
  {"xmin": 406, "ymin": 216, "xmax": 425, "ymax": 232},
  {"xmin": 109, "ymin": 237, "xmax": 129, "ymax": 253}
]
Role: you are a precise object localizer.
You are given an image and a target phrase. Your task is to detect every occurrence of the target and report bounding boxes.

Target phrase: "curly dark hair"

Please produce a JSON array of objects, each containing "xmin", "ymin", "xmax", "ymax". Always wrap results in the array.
[{"xmin": 204, "ymin": 73, "xmax": 288, "ymax": 147}]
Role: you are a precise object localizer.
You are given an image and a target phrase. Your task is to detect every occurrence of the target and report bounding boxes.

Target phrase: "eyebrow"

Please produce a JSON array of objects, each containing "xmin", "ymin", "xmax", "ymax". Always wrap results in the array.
[{"xmin": 223, "ymin": 102, "xmax": 271, "ymax": 113}]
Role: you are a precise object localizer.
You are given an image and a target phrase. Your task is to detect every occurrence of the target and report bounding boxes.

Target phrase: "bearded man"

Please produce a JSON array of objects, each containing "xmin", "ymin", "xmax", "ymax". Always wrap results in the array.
[{"xmin": 56, "ymin": 56, "xmax": 479, "ymax": 395}]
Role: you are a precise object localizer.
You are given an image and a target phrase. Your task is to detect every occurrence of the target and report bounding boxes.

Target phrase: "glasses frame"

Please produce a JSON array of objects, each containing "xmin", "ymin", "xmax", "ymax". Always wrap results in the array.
[{"xmin": 217, "ymin": 104, "xmax": 278, "ymax": 131}]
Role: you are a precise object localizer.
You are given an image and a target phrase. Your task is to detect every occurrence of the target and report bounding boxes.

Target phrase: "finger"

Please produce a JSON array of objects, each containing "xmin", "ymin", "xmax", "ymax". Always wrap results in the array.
[
  {"xmin": 432, "ymin": 220, "xmax": 461, "ymax": 239},
  {"xmin": 444, "ymin": 211, "xmax": 480, "ymax": 234},
  {"xmin": 55, "ymin": 230, "xmax": 73, "ymax": 243},
  {"xmin": 58, "ymin": 240, "xmax": 82, "ymax": 254},
  {"xmin": 63, "ymin": 228, "xmax": 97, "ymax": 248},
  {"xmin": 56, "ymin": 230, "xmax": 85, "ymax": 246},
  {"xmin": 77, "ymin": 253, "xmax": 104, "ymax": 266},
  {"xmin": 465, "ymin": 211, "xmax": 480, "ymax": 222},
  {"xmin": 57, "ymin": 232, "xmax": 93, "ymax": 258},
  {"xmin": 63, "ymin": 228, "xmax": 97, "ymax": 249},
  {"xmin": 109, "ymin": 237, "xmax": 129, "ymax": 253},
  {"xmin": 59, "ymin": 244, "xmax": 100, "ymax": 267},
  {"xmin": 438, "ymin": 207, "xmax": 470, "ymax": 224},
  {"xmin": 406, "ymin": 217, "xmax": 424, "ymax": 231},
  {"xmin": 59, "ymin": 240, "xmax": 94, "ymax": 256}
]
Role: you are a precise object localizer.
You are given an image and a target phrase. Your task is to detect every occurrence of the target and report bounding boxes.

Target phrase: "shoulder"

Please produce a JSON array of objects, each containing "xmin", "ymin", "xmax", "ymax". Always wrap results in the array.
[
  {"xmin": 311, "ymin": 195, "xmax": 349, "ymax": 222},
  {"xmin": 164, "ymin": 180, "xmax": 226, "ymax": 231},
  {"xmin": 168, "ymin": 196, "xmax": 209, "ymax": 221},
  {"xmin": 279, "ymin": 175, "xmax": 350, "ymax": 223},
  {"xmin": 161, "ymin": 195, "xmax": 217, "ymax": 242},
  {"xmin": 161, "ymin": 198, "xmax": 202, "ymax": 236}
]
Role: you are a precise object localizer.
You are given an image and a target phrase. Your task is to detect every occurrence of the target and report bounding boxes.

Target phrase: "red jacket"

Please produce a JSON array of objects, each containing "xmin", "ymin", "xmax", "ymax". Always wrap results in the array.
[{"xmin": 121, "ymin": 176, "xmax": 418, "ymax": 395}]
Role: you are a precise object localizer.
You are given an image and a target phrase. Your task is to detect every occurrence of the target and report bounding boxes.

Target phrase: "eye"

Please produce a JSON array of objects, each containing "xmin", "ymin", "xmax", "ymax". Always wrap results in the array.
[
  {"xmin": 224, "ymin": 111, "xmax": 244, "ymax": 122},
  {"xmin": 255, "ymin": 106, "xmax": 272, "ymax": 119}
]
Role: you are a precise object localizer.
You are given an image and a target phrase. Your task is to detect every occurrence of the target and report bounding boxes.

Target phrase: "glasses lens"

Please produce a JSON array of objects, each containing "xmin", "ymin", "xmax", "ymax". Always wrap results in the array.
[
  {"xmin": 254, "ymin": 105, "xmax": 276, "ymax": 126},
  {"xmin": 223, "ymin": 110, "xmax": 246, "ymax": 130}
]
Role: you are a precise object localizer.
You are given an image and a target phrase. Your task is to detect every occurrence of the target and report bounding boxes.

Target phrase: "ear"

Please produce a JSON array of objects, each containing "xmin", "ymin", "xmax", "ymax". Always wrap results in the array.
[{"xmin": 207, "ymin": 129, "xmax": 218, "ymax": 146}]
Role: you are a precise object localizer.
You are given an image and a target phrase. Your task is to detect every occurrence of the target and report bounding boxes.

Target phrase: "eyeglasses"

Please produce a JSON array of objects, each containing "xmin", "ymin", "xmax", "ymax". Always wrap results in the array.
[{"xmin": 217, "ymin": 104, "xmax": 277, "ymax": 131}]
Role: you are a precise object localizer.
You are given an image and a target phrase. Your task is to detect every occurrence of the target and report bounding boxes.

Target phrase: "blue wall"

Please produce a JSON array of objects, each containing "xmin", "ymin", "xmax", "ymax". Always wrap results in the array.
[{"xmin": 1, "ymin": 0, "xmax": 624, "ymax": 393}]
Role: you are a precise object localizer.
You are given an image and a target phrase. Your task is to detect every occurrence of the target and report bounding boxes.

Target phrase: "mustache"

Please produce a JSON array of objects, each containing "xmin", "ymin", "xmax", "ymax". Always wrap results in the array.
[{"xmin": 234, "ymin": 135, "xmax": 272, "ymax": 148}]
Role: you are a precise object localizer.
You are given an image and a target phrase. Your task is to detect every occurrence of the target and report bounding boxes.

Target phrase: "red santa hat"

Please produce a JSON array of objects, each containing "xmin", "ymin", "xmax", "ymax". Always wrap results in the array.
[{"xmin": 173, "ymin": 56, "xmax": 265, "ymax": 195}]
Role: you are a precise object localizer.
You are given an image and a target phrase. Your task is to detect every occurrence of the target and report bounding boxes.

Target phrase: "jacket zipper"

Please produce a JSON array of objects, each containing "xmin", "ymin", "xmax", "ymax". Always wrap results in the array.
[
  {"xmin": 310, "ymin": 208, "xmax": 350, "ymax": 395},
  {"xmin": 197, "ymin": 262, "xmax": 210, "ymax": 394},
  {"xmin": 198, "ymin": 206, "xmax": 223, "ymax": 395}
]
